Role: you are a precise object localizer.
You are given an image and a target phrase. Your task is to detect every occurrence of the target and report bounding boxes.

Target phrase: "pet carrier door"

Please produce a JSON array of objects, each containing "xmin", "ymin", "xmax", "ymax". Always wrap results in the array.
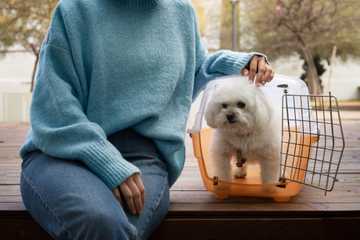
[{"xmin": 279, "ymin": 90, "xmax": 345, "ymax": 194}]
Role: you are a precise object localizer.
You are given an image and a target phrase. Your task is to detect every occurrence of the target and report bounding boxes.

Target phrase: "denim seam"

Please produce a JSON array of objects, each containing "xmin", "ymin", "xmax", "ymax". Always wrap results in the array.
[
  {"xmin": 21, "ymin": 173, "xmax": 73, "ymax": 240},
  {"xmin": 139, "ymin": 174, "xmax": 168, "ymax": 239},
  {"xmin": 127, "ymin": 222, "xmax": 139, "ymax": 240}
]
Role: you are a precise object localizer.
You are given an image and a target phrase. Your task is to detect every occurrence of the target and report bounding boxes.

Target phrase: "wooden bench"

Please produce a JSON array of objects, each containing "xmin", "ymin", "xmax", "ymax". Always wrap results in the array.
[{"xmin": 1, "ymin": 123, "xmax": 360, "ymax": 240}]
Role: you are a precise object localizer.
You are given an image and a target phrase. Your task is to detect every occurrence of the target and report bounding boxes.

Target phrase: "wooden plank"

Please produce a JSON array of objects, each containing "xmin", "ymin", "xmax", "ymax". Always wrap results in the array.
[
  {"xmin": 0, "ymin": 196, "xmax": 23, "ymax": 203},
  {"xmin": 0, "ymin": 185, "xmax": 20, "ymax": 196},
  {"xmin": 0, "ymin": 147, "xmax": 359, "ymax": 186},
  {"xmin": 0, "ymin": 202, "xmax": 25, "ymax": 211},
  {"xmin": 2, "ymin": 158, "xmax": 360, "ymax": 187},
  {"xmin": 1, "ymin": 174, "xmax": 360, "ymax": 209}
]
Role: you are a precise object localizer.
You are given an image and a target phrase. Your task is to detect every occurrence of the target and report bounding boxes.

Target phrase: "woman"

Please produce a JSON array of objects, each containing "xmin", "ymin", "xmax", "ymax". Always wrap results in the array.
[{"xmin": 19, "ymin": 0, "xmax": 274, "ymax": 239}]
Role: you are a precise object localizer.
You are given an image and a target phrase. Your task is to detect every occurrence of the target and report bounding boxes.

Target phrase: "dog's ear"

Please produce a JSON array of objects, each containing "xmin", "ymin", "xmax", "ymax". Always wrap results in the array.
[
  {"xmin": 205, "ymin": 100, "xmax": 218, "ymax": 128},
  {"xmin": 254, "ymin": 90, "xmax": 271, "ymax": 129}
]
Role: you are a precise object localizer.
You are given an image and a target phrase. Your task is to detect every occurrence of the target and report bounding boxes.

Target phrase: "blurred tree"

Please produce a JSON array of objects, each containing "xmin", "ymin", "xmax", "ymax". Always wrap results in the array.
[
  {"xmin": 243, "ymin": 0, "xmax": 360, "ymax": 94},
  {"xmin": 300, "ymin": 54, "xmax": 326, "ymax": 93},
  {"xmin": 0, "ymin": 0, "xmax": 58, "ymax": 92}
]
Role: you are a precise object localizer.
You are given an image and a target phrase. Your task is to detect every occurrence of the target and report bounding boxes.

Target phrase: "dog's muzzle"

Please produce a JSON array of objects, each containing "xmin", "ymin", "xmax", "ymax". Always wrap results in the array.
[{"xmin": 226, "ymin": 113, "xmax": 237, "ymax": 123}]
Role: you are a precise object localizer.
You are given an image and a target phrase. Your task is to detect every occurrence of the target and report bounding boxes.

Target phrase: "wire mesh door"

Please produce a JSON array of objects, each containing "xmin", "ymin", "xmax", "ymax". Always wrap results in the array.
[{"xmin": 280, "ymin": 90, "xmax": 345, "ymax": 194}]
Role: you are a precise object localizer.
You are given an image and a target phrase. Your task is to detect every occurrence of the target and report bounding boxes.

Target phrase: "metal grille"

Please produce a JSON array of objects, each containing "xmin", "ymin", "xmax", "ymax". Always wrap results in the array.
[{"xmin": 280, "ymin": 90, "xmax": 345, "ymax": 194}]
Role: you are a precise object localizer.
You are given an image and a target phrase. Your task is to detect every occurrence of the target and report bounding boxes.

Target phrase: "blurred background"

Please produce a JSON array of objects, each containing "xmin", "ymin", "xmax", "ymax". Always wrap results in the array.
[{"xmin": 1, "ymin": 0, "xmax": 360, "ymax": 123}]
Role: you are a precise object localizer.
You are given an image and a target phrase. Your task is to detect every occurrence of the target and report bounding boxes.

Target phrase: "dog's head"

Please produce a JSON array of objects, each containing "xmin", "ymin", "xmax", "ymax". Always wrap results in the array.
[{"xmin": 205, "ymin": 76, "xmax": 271, "ymax": 134}]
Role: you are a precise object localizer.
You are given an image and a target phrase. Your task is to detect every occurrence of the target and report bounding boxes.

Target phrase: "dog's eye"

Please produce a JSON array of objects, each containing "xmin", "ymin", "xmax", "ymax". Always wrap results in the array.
[
  {"xmin": 237, "ymin": 101, "xmax": 246, "ymax": 108},
  {"xmin": 222, "ymin": 103, "xmax": 228, "ymax": 109}
]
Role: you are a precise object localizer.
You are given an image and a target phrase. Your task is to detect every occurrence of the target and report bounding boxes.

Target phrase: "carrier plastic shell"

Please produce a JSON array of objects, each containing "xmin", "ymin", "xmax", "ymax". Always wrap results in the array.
[{"xmin": 190, "ymin": 128, "xmax": 318, "ymax": 202}]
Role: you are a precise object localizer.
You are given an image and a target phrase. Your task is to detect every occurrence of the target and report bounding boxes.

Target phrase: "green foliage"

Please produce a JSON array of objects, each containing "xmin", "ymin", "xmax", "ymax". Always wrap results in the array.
[
  {"xmin": 242, "ymin": 0, "xmax": 360, "ymax": 62},
  {"xmin": 0, "ymin": 0, "xmax": 58, "ymax": 55}
]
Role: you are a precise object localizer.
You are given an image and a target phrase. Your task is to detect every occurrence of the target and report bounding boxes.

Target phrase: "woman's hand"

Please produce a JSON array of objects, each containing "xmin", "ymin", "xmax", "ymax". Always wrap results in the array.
[
  {"xmin": 241, "ymin": 55, "xmax": 274, "ymax": 86},
  {"xmin": 112, "ymin": 173, "xmax": 145, "ymax": 215}
]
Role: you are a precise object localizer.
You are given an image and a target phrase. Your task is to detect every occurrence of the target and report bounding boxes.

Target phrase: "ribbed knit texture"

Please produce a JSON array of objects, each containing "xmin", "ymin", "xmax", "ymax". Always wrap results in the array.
[
  {"xmin": 19, "ymin": 0, "xmax": 258, "ymax": 189},
  {"xmin": 118, "ymin": 0, "xmax": 160, "ymax": 8}
]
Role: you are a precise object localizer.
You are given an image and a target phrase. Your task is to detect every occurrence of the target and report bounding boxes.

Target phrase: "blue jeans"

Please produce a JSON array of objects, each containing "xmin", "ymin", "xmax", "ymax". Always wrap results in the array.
[{"xmin": 20, "ymin": 128, "xmax": 170, "ymax": 240}]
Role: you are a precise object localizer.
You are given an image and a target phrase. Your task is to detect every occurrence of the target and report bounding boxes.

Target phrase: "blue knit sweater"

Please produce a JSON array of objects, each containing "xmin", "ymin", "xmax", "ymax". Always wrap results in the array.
[{"xmin": 19, "ymin": 0, "xmax": 258, "ymax": 189}]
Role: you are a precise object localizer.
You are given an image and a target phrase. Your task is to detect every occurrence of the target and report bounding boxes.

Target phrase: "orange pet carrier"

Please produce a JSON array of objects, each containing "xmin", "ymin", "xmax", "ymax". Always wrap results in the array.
[{"xmin": 188, "ymin": 75, "xmax": 345, "ymax": 202}]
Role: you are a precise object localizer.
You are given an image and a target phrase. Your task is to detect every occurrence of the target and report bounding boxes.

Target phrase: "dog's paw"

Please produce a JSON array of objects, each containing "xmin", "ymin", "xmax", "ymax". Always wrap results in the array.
[
  {"xmin": 234, "ymin": 166, "xmax": 247, "ymax": 179},
  {"xmin": 234, "ymin": 172, "xmax": 247, "ymax": 179}
]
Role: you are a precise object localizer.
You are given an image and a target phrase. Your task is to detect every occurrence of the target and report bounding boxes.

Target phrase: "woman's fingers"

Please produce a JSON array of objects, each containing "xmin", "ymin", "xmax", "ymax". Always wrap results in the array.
[
  {"xmin": 133, "ymin": 174, "xmax": 145, "ymax": 208},
  {"xmin": 115, "ymin": 174, "xmax": 145, "ymax": 216},
  {"xmin": 270, "ymin": 70, "xmax": 275, "ymax": 80},
  {"xmin": 126, "ymin": 177, "xmax": 143, "ymax": 215},
  {"xmin": 249, "ymin": 56, "xmax": 259, "ymax": 81},
  {"xmin": 245, "ymin": 55, "xmax": 274, "ymax": 86},
  {"xmin": 256, "ymin": 57, "xmax": 267, "ymax": 85},
  {"xmin": 119, "ymin": 182, "xmax": 137, "ymax": 215},
  {"xmin": 112, "ymin": 187, "xmax": 123, "ymax": 205},
  {"xmin": 263, "ymin": 68, "xmax": 273, "ymax": 83},
  {"xmin": 240, "ymin": 68, "xmax": 249, "ymax": 76}
]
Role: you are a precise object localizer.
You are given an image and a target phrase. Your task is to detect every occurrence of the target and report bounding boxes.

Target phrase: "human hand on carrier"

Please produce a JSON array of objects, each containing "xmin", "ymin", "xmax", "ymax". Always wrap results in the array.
[
  {"xmin": 241, "ymin": 55, "xmax": 274, "ymax": 86},
  {"xmin": 112, "ymin": 173, "xmax": 145, "ymax": 215}
]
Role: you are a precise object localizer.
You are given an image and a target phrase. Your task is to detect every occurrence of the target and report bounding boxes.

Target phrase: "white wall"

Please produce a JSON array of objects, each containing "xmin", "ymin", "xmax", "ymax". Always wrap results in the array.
[
  {"xmin": 272, "ymin": 55, "xmax": 360, "ymax": 100},
  {"xmin": 0, "ymin": 51, "xmax": 33, "ymax": 122},
  {"xmin": 323, "ymin": 58, "xmax": 360, "ymax": 100}
]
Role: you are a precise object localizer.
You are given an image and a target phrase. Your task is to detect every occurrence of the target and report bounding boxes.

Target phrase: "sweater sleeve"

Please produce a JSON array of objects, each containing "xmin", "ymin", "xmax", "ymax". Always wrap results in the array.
[
  {"xmin": 29, "ymin": 5, "xmax": 140, "ymax": 190},
  {"xmin": 191, "ymin": 8, "xmax": 268, "ymax": 101}
]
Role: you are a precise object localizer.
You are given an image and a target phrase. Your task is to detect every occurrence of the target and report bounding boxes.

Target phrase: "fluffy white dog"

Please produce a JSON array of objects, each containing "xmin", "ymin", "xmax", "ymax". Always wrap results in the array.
[{"xmin": 205, "ymin": 76, "xmax": 281, "ymax": 184}]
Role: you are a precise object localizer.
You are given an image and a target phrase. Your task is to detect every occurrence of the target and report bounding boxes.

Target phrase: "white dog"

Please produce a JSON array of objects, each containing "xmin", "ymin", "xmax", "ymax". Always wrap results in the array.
[{"xmin": 205, "ymin": 76, "xmax": 281, "ymax": 184}]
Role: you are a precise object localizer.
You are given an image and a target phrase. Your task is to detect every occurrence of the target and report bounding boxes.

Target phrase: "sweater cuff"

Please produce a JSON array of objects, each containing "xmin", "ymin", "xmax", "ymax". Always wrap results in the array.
[
  {"xmin": 80, "ymin": 140, "xmax": 140, "ymax": 190},
  {"xmin": 216, "ymin": 51, "xmax": 270, "ymax": 75},
  {"xmin": 215, "ymin": 50, "xmax": 253, "ymax": 75}
]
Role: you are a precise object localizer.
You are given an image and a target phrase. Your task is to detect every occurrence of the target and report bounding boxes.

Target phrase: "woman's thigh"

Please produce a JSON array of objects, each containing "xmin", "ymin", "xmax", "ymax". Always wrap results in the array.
[{"xmin": 20, "ymin": 148, "xmax": 170, "ymax": 240}]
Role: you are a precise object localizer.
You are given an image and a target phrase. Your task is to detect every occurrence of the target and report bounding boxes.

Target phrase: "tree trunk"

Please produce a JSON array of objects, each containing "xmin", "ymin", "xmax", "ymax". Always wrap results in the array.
[
  {"xmin": 220, "ymin": 0, "xmax": 240, "ymax": 50},
  {"xmin": 301, "ymin": 47, "xmax": 320, "ymax": 95}
]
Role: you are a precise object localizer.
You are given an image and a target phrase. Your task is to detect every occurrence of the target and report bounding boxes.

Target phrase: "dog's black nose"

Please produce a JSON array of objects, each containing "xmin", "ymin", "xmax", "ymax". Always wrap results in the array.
[{"xmin": 226, "ymin": 114, "xmax": 236, "ymax": 123}]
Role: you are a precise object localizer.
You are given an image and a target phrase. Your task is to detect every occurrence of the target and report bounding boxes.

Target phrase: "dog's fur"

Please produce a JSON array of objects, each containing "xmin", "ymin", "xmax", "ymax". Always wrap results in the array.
[{"xmin": 205, "ymin": 76, "xmax": 281, "ymax": 184}]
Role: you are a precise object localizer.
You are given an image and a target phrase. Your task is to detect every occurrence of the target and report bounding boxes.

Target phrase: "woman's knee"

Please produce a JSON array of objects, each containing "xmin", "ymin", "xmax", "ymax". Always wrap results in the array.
[
  {"xmin": 20, "ymin": 172, "xmax": 73, "ymax": 240},
  {"xmin": 21, "ymin": 172, "xmax": 138, "ymax": 240},
  {"xmin": 20, "ymin": 151, "xmax": 138, "ymax": 240}
]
